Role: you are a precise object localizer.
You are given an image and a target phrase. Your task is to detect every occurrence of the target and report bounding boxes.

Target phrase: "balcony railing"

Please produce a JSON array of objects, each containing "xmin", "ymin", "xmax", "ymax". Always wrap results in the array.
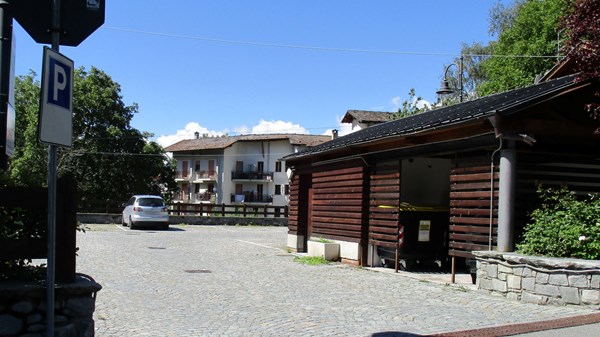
[
  {"xmin": 175, "ymin": 171, "xmax": 190, "ymax": 180},
  {"xmin": 230, "ymin": 193, "xmax": 273, "ymax": 203},
  {"xmin": 194, "ymin": 171, "xmax": 216, "ymax": 181},
  {"xmin": 196, "ymin": 192, "xmax": 215, "ymax": 202},
  {"xmin": 231, "ymin": 171, "xmax": 273, "ymax": 181}
]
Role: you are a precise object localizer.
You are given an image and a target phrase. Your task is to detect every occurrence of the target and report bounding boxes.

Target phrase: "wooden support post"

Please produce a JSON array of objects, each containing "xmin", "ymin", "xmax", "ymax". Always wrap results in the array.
[
  {"xmin": 451, "ymin": 256, "xmax": 456, "ymax": 284},
  {"xmin": 55, "ymin": 175, "xmax": 77, "ymax": 283}
]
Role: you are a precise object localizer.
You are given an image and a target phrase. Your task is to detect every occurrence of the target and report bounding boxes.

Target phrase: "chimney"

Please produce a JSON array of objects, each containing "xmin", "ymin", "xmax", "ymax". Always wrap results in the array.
[
  {"xmin": 194, "ymin": 131, "xmax": 199, "ymax": 139},
  {"xmin": 331, "ymin": 129, "xmax": 338, "ymax": 140}
]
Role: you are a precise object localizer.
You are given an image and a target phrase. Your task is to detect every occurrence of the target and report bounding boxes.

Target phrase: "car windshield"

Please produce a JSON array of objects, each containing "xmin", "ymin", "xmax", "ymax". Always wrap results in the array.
[{"xmin": 137, "ymin": 198, "xmax": 165, "ymax": 207}]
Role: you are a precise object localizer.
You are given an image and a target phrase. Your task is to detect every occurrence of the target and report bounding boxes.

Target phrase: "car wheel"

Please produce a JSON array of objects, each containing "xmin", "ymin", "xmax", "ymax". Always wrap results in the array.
[
  {"xmin": 162, "ymin": 223, "xmax": 169, "ymax": 231},
  {"xmin": 129, "ymin": 217, "xmax": 136, "ymax": 230}
]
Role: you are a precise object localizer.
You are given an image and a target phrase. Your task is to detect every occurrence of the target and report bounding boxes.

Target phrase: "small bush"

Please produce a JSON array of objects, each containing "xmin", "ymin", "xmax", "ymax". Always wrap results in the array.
[{"xmin": 516, "ymin": 186, "xmax": 600, "ymax": 260}]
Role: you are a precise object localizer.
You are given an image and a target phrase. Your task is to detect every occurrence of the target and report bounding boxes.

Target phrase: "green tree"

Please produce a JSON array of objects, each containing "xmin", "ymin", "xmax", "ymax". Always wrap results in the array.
[
  {"xmin": 477, "ymin": 0, "xmax": 568, "ymax": 96},
  {"xmin": 561, "ymin": 0, "xmax": 600, "ymax": 125},
  {"xmin": 10, "ymin": 71, "xmax": 48, "ymax": 186},
  {"xmin": 437, "ymin": 42, "xmax": 493, "ymax": 106},
  {"xmin": 390, "ymin": 88, "xmax": 430, "ymax": 120},
  {"xmin": 10, "ymin": 67, "xmax": 177, "ymax": 209}
]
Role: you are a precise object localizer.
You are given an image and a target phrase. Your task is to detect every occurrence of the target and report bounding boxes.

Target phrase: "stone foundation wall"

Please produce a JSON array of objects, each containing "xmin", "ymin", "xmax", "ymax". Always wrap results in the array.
[
  {"xmin": 474, "ymin": 251, "xmax": 600, "ymax": 307},
  {"xmin": 0, "ymin": 274, "xmax": 101, "ymax": 337}
]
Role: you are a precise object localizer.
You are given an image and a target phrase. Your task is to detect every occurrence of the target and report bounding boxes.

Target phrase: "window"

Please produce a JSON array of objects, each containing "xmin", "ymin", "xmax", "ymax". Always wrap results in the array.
[
  {"xmin": 182, "ymin": 160, "xmax": 189, "ymax": 177},
  {"xmin": 284, "ymin": 184, "xmax": 290, "ymax": 195},
  {"xmin": 275, "ymin": 185, "xmax": 282, "ymax": 195},
  {"xmin": 275, "ymin": 161, "xmax": 282, "ymax": 172}
]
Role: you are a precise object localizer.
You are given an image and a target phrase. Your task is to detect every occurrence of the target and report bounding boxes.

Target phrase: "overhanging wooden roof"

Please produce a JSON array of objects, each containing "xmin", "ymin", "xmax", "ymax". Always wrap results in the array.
[{"xmin": 285, "ymin": 74, "xmax": 588, "ymax": 162}]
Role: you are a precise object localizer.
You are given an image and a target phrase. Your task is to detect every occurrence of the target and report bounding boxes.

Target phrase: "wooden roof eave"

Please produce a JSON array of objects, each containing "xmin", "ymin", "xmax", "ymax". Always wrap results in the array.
[{"xmin": 286, "ymin": 118, "xmax": 496, "ymax": 168}]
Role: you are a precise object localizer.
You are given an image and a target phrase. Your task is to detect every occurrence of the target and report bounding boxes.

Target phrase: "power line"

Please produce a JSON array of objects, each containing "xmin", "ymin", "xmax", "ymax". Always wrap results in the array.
[
  {"xmin": 104, "ymin": 26, "xmax": 561, "ymax": 59},
  {"xmin": 62, "ymin": 150, "xmax": 311, "ymax": 158}
]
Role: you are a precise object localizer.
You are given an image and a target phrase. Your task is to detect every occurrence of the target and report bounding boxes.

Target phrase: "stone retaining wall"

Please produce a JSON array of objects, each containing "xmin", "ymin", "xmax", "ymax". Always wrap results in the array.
[
  {"xmin": 0, "ymin": 274, "xmax": 101, "ymax": 337},
  {"xmin": 474, "ymin": 251, "xmax": 600, "ymax": 307},
  {"xmin": 77, "ymin": 213, "xmax": 288, "ymax": 226}
]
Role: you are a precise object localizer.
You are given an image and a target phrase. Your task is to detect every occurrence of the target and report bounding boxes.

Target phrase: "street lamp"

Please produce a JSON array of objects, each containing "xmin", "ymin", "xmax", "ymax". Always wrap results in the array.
[{"xmin": 436, "ymin": 55, "xmax": 464, "ymax": 102}]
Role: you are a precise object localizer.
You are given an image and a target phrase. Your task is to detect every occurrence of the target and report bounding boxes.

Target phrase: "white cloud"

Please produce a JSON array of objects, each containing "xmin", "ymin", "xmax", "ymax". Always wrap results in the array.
[
  {"xmin": 416, "ymin": 99, "xmax": 432, "ymax": 110},
  {"xmin": 323, "ymin": 115, "xmax": 357, "ymax": 138},
  {"xmin": 390, "ymin": 96, "xmax": 432, "ymax": 111},
  {"xmin": 156, "ymin": 122, "xmax": 225, "ymax": 147},
  {"xmin": 390, "ymin": 96, "xmax": 402, "ymax": 110},
  {"xmin": 234, "ymin": 125, "xmax": 250, "ymax": 134},
  {"xmin": 157, "ymin": 119, "xmax": 311, "ymax": 148},
  {"xmin": 242, "ymin": 119, "xmax": 309, "ymax": 135}
]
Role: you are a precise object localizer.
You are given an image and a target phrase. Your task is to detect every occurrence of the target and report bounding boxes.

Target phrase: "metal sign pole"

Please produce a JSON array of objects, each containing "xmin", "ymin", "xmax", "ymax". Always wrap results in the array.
[{"xmin": 46, "ymin": 1, "xmax": 60, "ymax": 335}]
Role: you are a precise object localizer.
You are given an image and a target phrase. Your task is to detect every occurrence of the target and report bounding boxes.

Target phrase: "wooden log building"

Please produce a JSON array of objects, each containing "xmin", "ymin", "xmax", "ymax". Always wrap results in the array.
[{"xmin": 284, "ymin": 71, "xmax": 600, "ymax": 275}]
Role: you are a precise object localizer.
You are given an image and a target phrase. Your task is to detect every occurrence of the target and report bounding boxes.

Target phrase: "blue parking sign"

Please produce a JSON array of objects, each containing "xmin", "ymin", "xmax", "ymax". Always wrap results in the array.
[
  {"xmin": 47, "ymin": 58, "xmax": 71, "ymax": 110},
  {"xmin": 39, "ymin": 47, "xmax": 73, "ymax": 147}
]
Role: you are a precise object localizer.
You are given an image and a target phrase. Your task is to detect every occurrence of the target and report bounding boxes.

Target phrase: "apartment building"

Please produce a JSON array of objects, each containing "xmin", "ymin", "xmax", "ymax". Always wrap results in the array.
[{"xmin": 164, "ymin": 133, "xmax": 331, "ymax": 207}]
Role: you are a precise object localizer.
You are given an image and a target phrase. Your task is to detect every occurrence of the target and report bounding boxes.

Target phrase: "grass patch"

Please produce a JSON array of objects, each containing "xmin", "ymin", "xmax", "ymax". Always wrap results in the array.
[
  {"xmin": 311, "ymin": 237, "xmax": 334, "ymax": 243},
  {"xmin": 293, "ymin": 256, "xmax": 330, "ymax": 265}
]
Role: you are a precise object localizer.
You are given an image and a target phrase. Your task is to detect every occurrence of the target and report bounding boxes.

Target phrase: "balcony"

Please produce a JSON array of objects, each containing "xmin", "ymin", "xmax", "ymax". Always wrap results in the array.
[
  {"xmin": 230, "ymin": 192, "xmax": 273, "ymax": 204},
  {"xmin": 231, "ymin": 171, "xmax": 273, "ymax": 182},
  {"xmin": 196, "ymin": 192, "xmax": 216, "ymax": 203},
  {"xmin": 175, "ymin": 171, "xmax": 191, "ymax": 180},
  {"xmin": 193, "ymin": 171, "xmax": 217, "ymax": 181}
]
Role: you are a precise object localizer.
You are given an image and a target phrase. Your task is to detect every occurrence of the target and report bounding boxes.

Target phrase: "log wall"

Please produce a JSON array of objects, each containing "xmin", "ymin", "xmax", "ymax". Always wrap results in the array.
[
  {"xmin": 449, "ymin": 155, "xmax": 499, "ymax": 258},
  {"xmin": 309, "ymin": 161, "xmax": 366, "ymax": 242},
  {"xmin": 368, "ymin": 160, "xmax": 401, "ymax": 248}
]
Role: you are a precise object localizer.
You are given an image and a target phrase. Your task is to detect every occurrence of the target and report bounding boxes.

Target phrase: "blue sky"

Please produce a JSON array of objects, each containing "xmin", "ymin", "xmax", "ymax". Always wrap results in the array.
[{"xmin": 13, "ymin": 1, "xmax": 509, "ymax": 147}]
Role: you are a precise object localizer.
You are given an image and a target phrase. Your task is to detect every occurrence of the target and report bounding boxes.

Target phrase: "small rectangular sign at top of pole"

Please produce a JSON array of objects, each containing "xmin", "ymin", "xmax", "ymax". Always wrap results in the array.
[{"xmin": 38, "ymin": 47, "xmax": 73, "ymax": 147}]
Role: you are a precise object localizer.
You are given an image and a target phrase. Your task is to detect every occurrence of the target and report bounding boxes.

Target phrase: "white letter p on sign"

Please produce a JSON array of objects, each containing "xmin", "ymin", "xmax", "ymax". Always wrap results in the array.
[{"xmin": 53, "ymin": 65, "xmax": 67, "ymax": 102}]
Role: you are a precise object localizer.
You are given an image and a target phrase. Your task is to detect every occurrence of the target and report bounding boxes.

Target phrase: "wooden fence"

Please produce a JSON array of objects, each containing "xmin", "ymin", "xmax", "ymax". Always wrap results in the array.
[
  {"xmin": 168, "ymin": 202, "xmax": 288, "ymax": 218},
  {"xmin": 0, "ymin": 176, "xmax": 77, "ymax": 283}
]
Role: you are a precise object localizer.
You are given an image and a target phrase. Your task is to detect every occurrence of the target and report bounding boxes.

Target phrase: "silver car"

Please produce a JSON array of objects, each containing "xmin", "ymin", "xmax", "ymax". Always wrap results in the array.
[{"xmin": 122, "ymin": 195, "xmax": 169, "ymax": 230}]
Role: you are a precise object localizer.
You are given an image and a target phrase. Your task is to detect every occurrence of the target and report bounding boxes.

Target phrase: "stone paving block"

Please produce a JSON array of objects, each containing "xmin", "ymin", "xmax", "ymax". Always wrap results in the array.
[
  {"xmin": 75, "ymin": 225, "xmax": 597, "ymax": 336},
  {"xmin": 536, "ymin": 272, "xmax": 549, "ymax": 284},
  {"xmin": 11, "ymin": 301, "xmax": 35, "ymax": 314},
  {"xmin": 535, "ymin": 284, "xmax": 560, "ymax": 297},
  {"xmin": 522, "ymin": 277, "xmax": 535, "ymax": 291},
  {"xmin": 581, "ymin": 289, "xmax": 600, "ymax": 305},
  {"xmin": 549, "ymin": 274, "xmax": 569, "ymax": 286},
  {"xmin": 591, "ymin": 275, "xmax": 600, "ymax": 288},
  {"xmin": 498, "ymin": 264, "xmax": 512, "ymax": 275},
  {"xmin": 486, "ymin": 264, "xmax": 498, "ymax": 278},
  {"xmin": 492, "ymin": 278, "xmax": 508, "ymax": 293},
  {"xmin": 559, "ymin": 286, "xmax": 581, "ymax": 305},
  {"xmin": 507, "ymin": 274, "xmax": 522, "ymax": 290},
  {"xmin": 569, "ymin": 274, "xmax": 590, "ymax": 288},
  {"xmin": 0, "ymin": 314, "xmax": 23, "ymax": 335},
  {"xmin": 521, "ymin": 292, "xmax": 547, "ymax": 305}
]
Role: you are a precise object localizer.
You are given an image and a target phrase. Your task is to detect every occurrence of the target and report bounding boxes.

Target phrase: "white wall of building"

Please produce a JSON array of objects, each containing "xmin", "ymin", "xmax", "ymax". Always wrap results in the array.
[{"xmin": 172, "ymin": 138, "xmax": 314, "ymax": 207}]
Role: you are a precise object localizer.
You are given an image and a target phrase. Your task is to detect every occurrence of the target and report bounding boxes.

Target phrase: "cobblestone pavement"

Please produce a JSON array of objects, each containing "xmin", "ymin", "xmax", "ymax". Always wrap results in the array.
[{"xmin": 77, "ymin": 225, "xmax": 596, "ymax": 337}]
